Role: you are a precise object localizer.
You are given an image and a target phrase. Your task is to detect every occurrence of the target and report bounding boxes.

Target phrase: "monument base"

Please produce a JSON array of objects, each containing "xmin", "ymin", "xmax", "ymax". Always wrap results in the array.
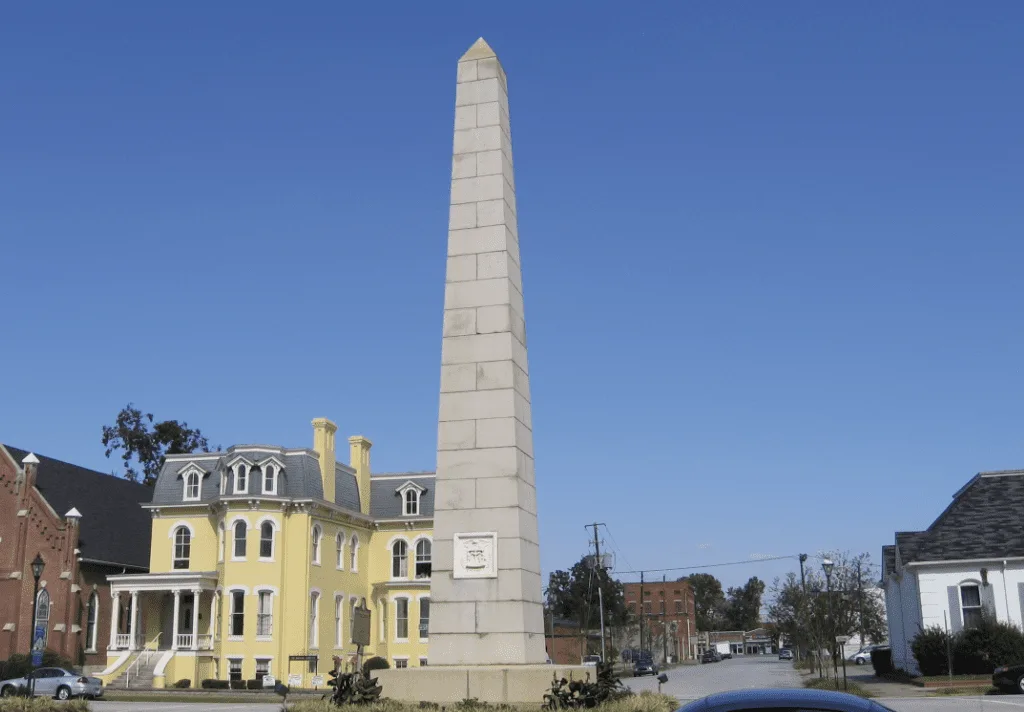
[{"xmin": 374, "ymin": 665, "xmax": 593, "ymax": 704}]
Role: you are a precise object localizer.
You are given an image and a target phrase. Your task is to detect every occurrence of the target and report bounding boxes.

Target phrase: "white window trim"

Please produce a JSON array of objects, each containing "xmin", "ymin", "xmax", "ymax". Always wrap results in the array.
[
  {"xmin": 229, "ymin": 516, "xmax": 250, "ymax": 562},
  {"xmin": 311, "ymin": 524, "xmax": 323, "ymax": 566},
  {"xmin": 416, "ymin": 594, "xmax": 430, "ymax": 642},
  {"xmin": 170, "ymin": 523, "xmax": 194, "ymax": 570},
  {"xmin": 390, "ymin": 536, "xmax": 410, "ymax": 581},
  {"xmin": 392, "ymin": 656, "xmax": 409, "ymax": 669},
  {"xmin": 85, "ymin": 591, "xmax": 99, "ymax": 653},
  {"xmin": 395, "ymin": 481, "xmax": 426, "ymax": 517},
  {"xmin": 960, "ymin": 581, "xmax": 984, "ymax": 627},
  {"xmin": 349, "ymin": 596, "xmax": 359, "ymax": 644},
  {"xmin": 336, "ymin": 531, "xmax": 346, "ymax": 571},
  {"xmin": 333, "ymin": 593, "xmax": 345, "ymax": 650},
  {"xmin": 227, "ymin": 586, "xmax": 249, "ymax": 641},
  {"xmin": 309, "ymin": 589, "xmax": 321, "ymax": 650},
  {"xmin": 182, "ymin": 470, "xmax": 202, "ymax": 502},
  {"xmin": 232, "ymin": 462, "xmax": 251, "ymax": 495},
  {"xmin": 413, "ymin": 536, "xmax": 432, "ymax": 581},
  {"xmin": 253, "ymin": 586, "xmax": 277, "ymax": 641},
  {"xmin": 393, "ymin": 596, "xmax": 410, "ymax": 643},
  {"xmin": 254, "ymin": 657, "xmax": 273, "ymax": 677},
  {"xmin": 260, "ymin": 463, "xmax": 278, "ymax": 496},
  {"xmin": 350, "ymin": 535, "xmax": 359, "ymax": 572},
  {"xmin": 256, "ymin": 516, "xmax": 278, "ymax": 562}
]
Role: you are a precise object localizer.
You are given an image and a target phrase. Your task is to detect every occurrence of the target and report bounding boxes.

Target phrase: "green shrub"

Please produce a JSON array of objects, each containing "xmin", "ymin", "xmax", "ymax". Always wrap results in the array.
[
  {"xmin": 173, "ymin": 678, "xmax": 191, "ymax": 689},
  {"xmin": 201, "ymin": 679, "xmax": 229, "ymax": 689},
  {"xmin": 911, "ymin": 626, "xmax": 951, "ymax": 676},
  {"xmin": 870, "ymin": 647, "xmax": 893, "ymax": 676},
  {"xmin": 246, "ymin": 679, "xmax": 266, "ymax": 690},
  {"xmin": 362, "ymin": 656, "xmax": 390, "ymax": 676},
  {"xmin": 953, "ymin": 618, "xmax": 1024, "ymax": 674},
  {"xmin": 229, "ymin": 679, "xmax": 246, "ymax": 690}
]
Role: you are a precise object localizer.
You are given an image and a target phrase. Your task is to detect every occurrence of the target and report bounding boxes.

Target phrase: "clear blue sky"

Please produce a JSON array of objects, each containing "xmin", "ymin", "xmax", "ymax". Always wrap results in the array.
[{"xmin": 2, "ymin": 2, "xmax": 1023, "ymax": 591}]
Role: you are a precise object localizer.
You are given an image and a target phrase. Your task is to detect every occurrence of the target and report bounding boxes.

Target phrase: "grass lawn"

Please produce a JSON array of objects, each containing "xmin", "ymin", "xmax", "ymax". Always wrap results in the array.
[{"xmin": 803, "ymin": 677, "xmax": 873, "ymax": 698}]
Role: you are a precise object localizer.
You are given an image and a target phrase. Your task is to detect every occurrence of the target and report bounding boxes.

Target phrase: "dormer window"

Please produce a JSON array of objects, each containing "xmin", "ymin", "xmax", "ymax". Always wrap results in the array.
[
  {"xmin": 396, "ymin": 481, "xmax": 426, "ymax": 517},
  {"xmin": 233, "ymin": 463, "xmax": 249, "ymax": 494},
  {"xmin": 258, "ymin": 458, "xmax": 283, "ymax": 496},
  {"xmin": 180, "ymin": 464, "xmax": 205, "ymax": 502}
]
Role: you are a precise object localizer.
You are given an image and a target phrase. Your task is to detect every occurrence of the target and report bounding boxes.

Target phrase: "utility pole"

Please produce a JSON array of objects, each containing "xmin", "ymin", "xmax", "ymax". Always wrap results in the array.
[
  {"xmin": 798, "ymin": 554, "xmax": 808, "ymax": 664},
  {"xmin": 598, "ymin": 587, "xmax": 606, "ymax": 662},
  {"xmin": 662, "ymin": 575, "xmax": 669, "ymax": 665},
  {"xmin": 639, "ymin": 571, "xmax": 645, "ymax": 657},
  {"xmin": 856, "ymin": 558, "xmax": 866, "ymax": 647},
  {"xmin": 584, "ymin": 523, "xmax": 606, "ymax": 661}
]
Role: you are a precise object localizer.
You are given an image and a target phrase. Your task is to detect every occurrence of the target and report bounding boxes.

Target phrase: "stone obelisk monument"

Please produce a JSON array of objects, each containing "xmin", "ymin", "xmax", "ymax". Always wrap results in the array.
[{"xmin": 429, "ymin": 37, "xmax": 546, "ymax": 667}]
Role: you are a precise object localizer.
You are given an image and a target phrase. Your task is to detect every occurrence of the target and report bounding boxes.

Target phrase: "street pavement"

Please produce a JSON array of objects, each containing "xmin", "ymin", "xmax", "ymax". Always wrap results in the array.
[{"xmin": 94, "ymin": 704, "xmax": 283, "ymax": 712}]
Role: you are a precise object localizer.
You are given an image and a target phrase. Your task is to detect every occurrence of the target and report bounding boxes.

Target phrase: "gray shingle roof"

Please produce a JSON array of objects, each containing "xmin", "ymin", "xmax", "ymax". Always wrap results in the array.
[
  {"xmin": 369, "ymin": 472, "xmax": 434, "ymax": 519},
  {"xmin": 4, "ymin": 445, "xmax": 152, "ymax": 569},
  {"xmin": 888, "ymin": 471, "xmax": 1024, "ymax": 566}
]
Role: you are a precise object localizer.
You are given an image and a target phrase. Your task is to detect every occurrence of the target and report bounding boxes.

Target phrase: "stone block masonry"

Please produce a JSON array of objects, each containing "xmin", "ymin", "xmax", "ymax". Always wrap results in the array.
[{"xmin": 428, "ymin": 37, "xmax": 546, "ymax": 666}]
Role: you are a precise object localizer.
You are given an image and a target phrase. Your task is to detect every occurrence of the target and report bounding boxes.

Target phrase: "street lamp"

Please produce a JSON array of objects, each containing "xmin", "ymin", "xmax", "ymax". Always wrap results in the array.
[
  {"xmin": 821, "ymin": 559, "xmax": 838, "ymax": 690},
  {"xmin": 29, "ymin": 553, "xmax": 45, "ymax": 698}
]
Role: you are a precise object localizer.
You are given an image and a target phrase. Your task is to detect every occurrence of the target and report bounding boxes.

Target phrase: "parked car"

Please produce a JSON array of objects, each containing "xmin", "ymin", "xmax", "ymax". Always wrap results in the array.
[
  {"xmin": 778, "ymin": 649, "xmax": 794, "ymax": 661},
  {"xmin": 581, "ymin": 655, "xmax": 601, "ymax": 666},
  {"xmin": 0, "ymin": 668, "xmax": 103, "ymax": 700},
  {"xmin": 849, "ymin": 647, "xmax": 875, "ymax": 665},
  {"xmin": 678, "ymin": 688, "xmax": 897, "ymax": 710},
  {"xmin": 993, "ymin": 662, "xmax": 1024, "ymax": 693},
  {"xmin": 632, "ymin": 660, "xmax": 658, "ymax": 677},
  {"xmin": 701, "ymin": 649, "xmax": 722, "ymax": 664}
]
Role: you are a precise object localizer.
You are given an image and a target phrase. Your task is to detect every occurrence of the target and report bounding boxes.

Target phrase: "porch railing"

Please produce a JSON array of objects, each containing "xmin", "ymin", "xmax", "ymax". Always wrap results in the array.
[
  {"xmin": 115, "ymin": 634, "xmax": 131, "ymax": 649},
  {"xmin": 176, "ymin": 634, "xmax": 193, "ymax": 649},
  {"xmin": 124, "ymin": 633, "xmax": 161, "ymax": 689},
  {"xmin": 197, "ymin": 634, "xmax": 213, "ymax": 650}
]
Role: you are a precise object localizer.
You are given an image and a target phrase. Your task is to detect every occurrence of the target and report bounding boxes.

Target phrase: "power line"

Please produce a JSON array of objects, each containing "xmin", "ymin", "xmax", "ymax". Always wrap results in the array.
[
  {"xmin": 616, "ymin": 553, "xmax": 800, "ymax": 576},
  {"xmin": 600, "ymin": 524, "xmax": 634, "ymax": 574}
]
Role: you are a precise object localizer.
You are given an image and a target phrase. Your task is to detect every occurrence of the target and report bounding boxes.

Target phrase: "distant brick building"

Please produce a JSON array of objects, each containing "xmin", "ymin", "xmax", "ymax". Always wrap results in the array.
[
  {"xmin": 545, "ymin": 617, "xmax": 601, "ymax": 665},
  {"xmin": 0, "ymin": 446, "xmax": 151, "ymax": 670},
  {"xmin": 623, "ymin": 579, "xmax": 696, "ymax": 662}
]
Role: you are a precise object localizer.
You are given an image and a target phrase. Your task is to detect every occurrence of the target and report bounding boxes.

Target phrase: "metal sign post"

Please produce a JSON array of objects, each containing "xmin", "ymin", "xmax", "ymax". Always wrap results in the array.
[{"xmin": 353, "ymin": 602, "xmax": 371, "ymax": 673}]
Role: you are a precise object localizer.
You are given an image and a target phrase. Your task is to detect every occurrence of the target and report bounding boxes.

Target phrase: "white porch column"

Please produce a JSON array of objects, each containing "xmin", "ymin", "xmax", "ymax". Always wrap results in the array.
[
  {"xmin": 128, "ymin": 591, "xmax": 139, "ymax": 650},
  {"xmin": 171, "ymin": 590, "xmax": 181, "ymax": 650},
  {"xmin": 208, "ymin": 591, "xmax": 217, "ymax": 637},
  {"xmin": 191, "ymin": 589, "xmax": 201, "ymax": 650},
  {"xmin": 108, "ymin": 591, "xmax": 121, "ymax": 649}
]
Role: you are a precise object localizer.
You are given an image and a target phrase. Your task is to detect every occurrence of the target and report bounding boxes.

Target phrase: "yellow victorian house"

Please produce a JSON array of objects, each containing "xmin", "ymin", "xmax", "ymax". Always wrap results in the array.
[{"xmin": 98, "ymin": 418, "xmax": 434, "ymax": 689}]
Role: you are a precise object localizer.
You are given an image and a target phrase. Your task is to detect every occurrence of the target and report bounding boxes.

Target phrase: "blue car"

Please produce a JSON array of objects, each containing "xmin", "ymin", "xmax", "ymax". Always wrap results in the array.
[{"xmin": 676, "ymin": 689, "xmax": 896, "ymax": 711}]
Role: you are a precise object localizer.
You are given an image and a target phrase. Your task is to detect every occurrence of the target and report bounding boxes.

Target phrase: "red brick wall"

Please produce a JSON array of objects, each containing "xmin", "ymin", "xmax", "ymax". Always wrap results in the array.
[
  {"xmin": 544, "ymin": 623, "xmax": 599, "ymax": 665},
  {"xmin": 0, "ymin": 450, "xmax": 117, "ymax": 668},
  {"xmin": 624, "ymin": 579, "xmax": 697, "ymax": 659}
]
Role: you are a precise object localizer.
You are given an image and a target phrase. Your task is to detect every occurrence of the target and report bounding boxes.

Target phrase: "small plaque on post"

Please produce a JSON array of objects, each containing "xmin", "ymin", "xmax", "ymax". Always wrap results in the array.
[{"xmin": 453, "ymin": 532, "xmax": 498, "ymax": 579}]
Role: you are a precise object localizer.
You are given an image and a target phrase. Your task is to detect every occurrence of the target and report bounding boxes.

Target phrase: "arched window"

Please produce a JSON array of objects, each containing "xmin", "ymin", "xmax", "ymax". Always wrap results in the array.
[
  {"xmin": 233, "ymin": 464, "xmax": 248, "ymax": 494},
  {"xmin": 415, "ymin": 539, "xmax": 432, "ymax": 579},
  {"xmin": 311, "ymin": 524, "xmax": 322, "ymax": 564},
  {"xmin": 35, "ymin": 589, "xmax": 50, "ymax": 646},
  {"xmin": 335, "ymin": 594, "xmax": 344, "ymax": 648},
  {"xmin": 350, "ymin": 534, "xmax": 359, "ymax": 572},
  {"xmin": 392, "ymin": 540, "xmax": 408, "ymax": 579},
  {"xmin": 960, "ymin": 583, "xmax": 983, "ymax": 628},
  {"xmin": 86, "ymin": 592, "xmax": 99, "ymax": 651},
  {"xmin": 233, "ymin": 521, "xmax": 247, "ymax": 559},
  {"xmin": 183, "ymin": 471, "xmax": 200, "ymax": 501},
  {"xmin": 173, "ymin": 527, "xmax": 192, "ymax": 569},
  {"xmin": 404, "ymin": 489, "xmax": 420, "ymax": 516},
  {"xmin": 336, "ymin": 532, "xmax": 345, "ymax": 570},
  {"xmin": 259, "ymin": 522, "xmax": 274, "ymax": 559}
]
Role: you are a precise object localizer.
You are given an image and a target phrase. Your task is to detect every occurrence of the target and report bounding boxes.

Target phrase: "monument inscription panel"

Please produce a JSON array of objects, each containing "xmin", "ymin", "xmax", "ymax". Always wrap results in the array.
[{"xmin": 453, "ymin": 532, "xmax": 498, "ymax": 579}]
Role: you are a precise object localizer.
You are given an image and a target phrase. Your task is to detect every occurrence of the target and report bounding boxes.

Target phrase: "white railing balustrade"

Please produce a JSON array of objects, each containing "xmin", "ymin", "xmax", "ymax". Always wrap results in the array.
[
  {"xmin": 176, "ymin": 633, "xmax": 194, "ymax": 649},
  {"xmin": 197, "ymin": 634, "xmax": 213, "ymax": 650},
  {"xmin": 115, "ymin": 634, "xmax": 131, "ymax": 649}
]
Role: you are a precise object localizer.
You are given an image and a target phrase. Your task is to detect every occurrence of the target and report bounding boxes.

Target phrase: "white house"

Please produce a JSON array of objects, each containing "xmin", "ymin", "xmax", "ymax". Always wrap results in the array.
[{"xmin": 883, "ymin": 468, "xmax": 1024, "ymax": 675}]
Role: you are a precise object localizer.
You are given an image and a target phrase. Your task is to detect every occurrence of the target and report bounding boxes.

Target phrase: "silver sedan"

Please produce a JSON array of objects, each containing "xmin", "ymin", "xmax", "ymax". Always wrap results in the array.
[{"xmin": 0, "ymin": 667, "xmax": 104, "ymax": 699}]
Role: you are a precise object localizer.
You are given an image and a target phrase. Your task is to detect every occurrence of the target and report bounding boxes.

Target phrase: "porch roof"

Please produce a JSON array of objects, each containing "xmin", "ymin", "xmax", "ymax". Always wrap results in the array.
[{"xmin": 108, "ymin": 571, "xmax": 218, "ymax": 593}]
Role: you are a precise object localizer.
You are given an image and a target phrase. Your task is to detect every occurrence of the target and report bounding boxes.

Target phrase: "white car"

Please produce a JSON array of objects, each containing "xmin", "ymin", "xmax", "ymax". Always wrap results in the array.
[{"xmin": 848, "ymin": 647, "xmax": 875, "ymax": 665}]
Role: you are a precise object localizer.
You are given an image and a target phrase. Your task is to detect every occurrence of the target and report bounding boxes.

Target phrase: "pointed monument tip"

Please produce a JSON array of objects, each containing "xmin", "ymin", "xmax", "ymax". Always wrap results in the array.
[{"xmin": 460, "ymin": 37, "xmax": 497, "ymax": 62}]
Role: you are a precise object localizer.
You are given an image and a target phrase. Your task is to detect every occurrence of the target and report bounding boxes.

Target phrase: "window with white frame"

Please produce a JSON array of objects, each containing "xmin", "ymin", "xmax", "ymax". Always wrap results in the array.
[
  {"xmin": 336, "ymin": 532, "xmax": 345, "ymax": 570},
  {"xmin": 350, "ymin": 598, "xmax": 358, "ymax": 642},
  {"xmin": 86, "ymin": 591, "xmax": 99, "ymax": 651},
  {"xmin": 392, "ymin": 540, "xmax": 408, "ymax": 579},
  {"xmin": 961, "ymin": 584, "xmax": 983, "ymax": 628},
  {"xmin": 173, "ymin": 526, "xmax": 191, "ymax": 569},
  {"xmin": 394, "ymin": 658, "xmax": 408, "ymax": 669},
  {"xmin": 404, "ymin": 488, "xmax": 419, "ymax": 516},
  {"xmin": 309, "ymin": 592, "xmax": 320, "ymax": 648},
  {"xmin": 261, "ymin": 464, "xmax": 278, "ymax": 495},
  {"xmin": 230, "ymin": 591, "xmax": 245, "ymax": 636},
  {"xmin": 350, "ymin": 534, "xmax": 359, "ymax": 571},
  {"xmin": 259, "ymin": 522, "xmax": 274, "ymax": 559},
  {"xmin": 257, "ymin": 591, "xmax": 273, "ymax": 637},
  {"xmin": 184, "ymin": 471, "xmax": 201, "ymax": 501},
  {"xmin": 312, "ymin": 525, "xmax": 322, "ymax": 564},
  {"xmin": 255, "ymin": 658, "xmax": 271, "ymax": 680},
  {"xmin": 335, "ymin": 595, "xmax": 344, "ymax": 648},
  {"xmin": 415, "ymin": 539, "xmax": 432, "ymax": 579},
  {"xmin": 228, "ymin": 658, "xmax": 243, "ymax": 682},
  {"xmin": 419, "ymin": 658, "xmax": 427, "ymax": 667},
  {"xmin": 233, "ymin": 521, "xmax": 247, "ymax": 559},
  {"xmin": 418, "ymin": 598, "xmax": 430, "ymax": 640},
  {"xmin": 395, "ymin": 598, "xmax": 409, "ymax": 640},
  {"xmin": 233, "ymin": 463, "xmax": 249, "ymax": 494}
]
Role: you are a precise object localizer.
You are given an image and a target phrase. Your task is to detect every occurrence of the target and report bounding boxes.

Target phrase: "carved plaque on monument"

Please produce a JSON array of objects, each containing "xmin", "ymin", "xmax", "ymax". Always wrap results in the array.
[{"xmin": 453, "ymin": 532, "xmax": 498, "ymax": 579}]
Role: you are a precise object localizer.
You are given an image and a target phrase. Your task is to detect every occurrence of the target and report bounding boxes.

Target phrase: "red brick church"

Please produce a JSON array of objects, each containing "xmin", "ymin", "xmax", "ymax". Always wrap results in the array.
[{"xmin": 0, "ymin": 445, "xmax": 151, "ymax": 671}]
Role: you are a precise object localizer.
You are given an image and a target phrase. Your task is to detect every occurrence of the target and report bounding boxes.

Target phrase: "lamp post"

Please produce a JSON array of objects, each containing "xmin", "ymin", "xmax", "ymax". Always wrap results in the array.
[
  {"xmin": 28, "ymin": 553, "xmax": 45, "ymax": 698},
  {"xmin": 822, "ymin": 559, "xmax": 838, "ymax": 691}
]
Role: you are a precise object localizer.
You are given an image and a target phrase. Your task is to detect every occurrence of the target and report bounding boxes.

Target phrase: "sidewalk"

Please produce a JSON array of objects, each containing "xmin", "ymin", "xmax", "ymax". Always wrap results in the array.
[{"xmin": 799, "ymin": 668, "xmax": 932, "ymax": 697}]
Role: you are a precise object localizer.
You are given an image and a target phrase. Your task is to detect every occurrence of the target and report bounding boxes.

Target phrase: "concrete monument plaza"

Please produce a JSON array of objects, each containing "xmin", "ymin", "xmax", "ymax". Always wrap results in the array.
[{"xmin": 375, "ymin": 38, "xmax": 587, "ymax": 702}]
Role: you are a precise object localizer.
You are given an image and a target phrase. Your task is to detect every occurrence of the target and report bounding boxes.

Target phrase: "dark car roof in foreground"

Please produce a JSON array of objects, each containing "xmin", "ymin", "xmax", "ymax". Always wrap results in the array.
[{"xmin": 678, "ymin": 688, "xmax": 888, "ymax": 710}]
